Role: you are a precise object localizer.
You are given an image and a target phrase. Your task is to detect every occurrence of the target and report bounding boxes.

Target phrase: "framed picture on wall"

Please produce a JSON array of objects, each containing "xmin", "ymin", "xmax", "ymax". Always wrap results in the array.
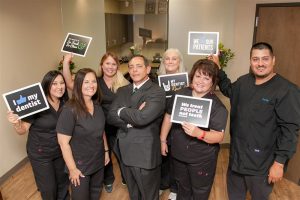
[
  {"xmin": 145, "ymin": 0, "xmax": 156, "ymax": 14},
  {"xmin": 158, "ymin": 0, "xmax": 168, "ymax": 14}
]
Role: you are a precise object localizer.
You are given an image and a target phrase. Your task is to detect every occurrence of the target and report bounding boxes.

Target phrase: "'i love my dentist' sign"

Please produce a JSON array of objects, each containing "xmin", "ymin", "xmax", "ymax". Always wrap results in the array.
[
  {"xmin": 3, "ymin": 83, "xmax": 49, "ymax": 119},
  {"xmin": 158, "ymin": 72, "xmax": 189, "ymax": 98}
]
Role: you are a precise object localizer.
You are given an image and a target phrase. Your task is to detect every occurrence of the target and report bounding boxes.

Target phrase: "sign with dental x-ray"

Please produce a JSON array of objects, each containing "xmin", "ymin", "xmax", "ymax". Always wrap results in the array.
[
  {"xmin": 2, "ymin": 83, "xmax": 49, "ymax": 119},
  {"xmin": 158, "ymin": 72, "xmax": 189, "ymax": 98},
  {"xmin": 61, "ymin": 33, "xmax": 92, "ymax": 57}
]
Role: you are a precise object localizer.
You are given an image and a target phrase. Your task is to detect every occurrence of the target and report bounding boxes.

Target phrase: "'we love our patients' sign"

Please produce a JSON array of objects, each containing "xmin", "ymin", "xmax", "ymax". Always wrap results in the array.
[
  {"xmin": 2, "ymin": 83, "xmax": 49, "ymax": 119},
  {"xmin": 171, "ymin": 94, "xmax": 212, "ymax": 128},
  {"xmin": 61, "ymin": 33, "xmax": 92, "ymax": 57},
  {"xmin": 188, "ymin": 32, "xmax": 219, "ymax": 55}
]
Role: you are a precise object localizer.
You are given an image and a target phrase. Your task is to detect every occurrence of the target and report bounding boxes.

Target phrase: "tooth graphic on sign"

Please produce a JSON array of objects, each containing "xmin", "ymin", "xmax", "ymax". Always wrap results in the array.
[
  {"xmin": 16, "ymin": 95, "xmax": 27, "ymax": 105},
  {"xmin": 162, "ymin": 81, "xmax": 171, "ymax": 91}
]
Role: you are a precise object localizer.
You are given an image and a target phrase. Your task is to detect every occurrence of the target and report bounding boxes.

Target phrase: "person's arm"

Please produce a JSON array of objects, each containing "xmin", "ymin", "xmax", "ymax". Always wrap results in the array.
[
  {"xmin": 181, "ymin": 122, "xmax": 224, "ymax": 144},
  {"xmin": 57, "ymin": 133, "xmax": 85, "ymax": 187},
  {"xmin": 268, "ymin": 84, "xmax": 300, "ymax": 183},
  {"xmin": 62, "ymin": 53, "xmax": 74, "ymax": 90},
  {"xmin": 103, "ymin": 132, "xmax": 110, "ymax": 166},
  {"xmin": 119, "ymin": 88, "xmax": 165, "ymax": 127},
  {"xmin": 106, "ymin": 89, "xmax": 128, "ymax": 131},
  {"xmin": 160, "ymin": 113, "xmax": 172, "ymax": 156},
  {"xmin": 7, "ymin": 111, "xmax": 31, "ymax": 135}
]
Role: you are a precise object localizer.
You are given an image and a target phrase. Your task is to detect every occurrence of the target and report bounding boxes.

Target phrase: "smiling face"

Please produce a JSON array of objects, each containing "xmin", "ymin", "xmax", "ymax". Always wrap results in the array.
[
  {"xmin": 128, "ymin": 56, "xmax": 151, "ymax": 86},
  {"xmin": 81, "ymin": 72, "xmax": 98, "ymax": 98},
  {"xmin": 49, "ymin": 75, "xmax": 66, "ymax": 100},
  {"xmin": 250, "ymin": 49, "xmax": 275, "ymax": 80},
  {"xmin": 164, "ymin": 51, "xmax": 180, "ymax": 74},
  {"xmin": 192, "ymin": 70, "xmax": 213, "ymax": 96},
  {"xmin": 101, "ymin": 55, "xmax": 118, "ymax": 78}
]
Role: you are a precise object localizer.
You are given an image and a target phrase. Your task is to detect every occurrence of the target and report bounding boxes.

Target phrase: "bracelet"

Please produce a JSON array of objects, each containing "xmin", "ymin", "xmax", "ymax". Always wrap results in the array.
[
  {"xmin": 104, "ymin": 149, "xmax": 110, "ymax": 152},
  {"xmin": 160, "ymin": 140, "xmax": 167, "ymax": 143},
  {"xmin": 197, "ymin": 130, "xmax": 206, "ymax": 140}
]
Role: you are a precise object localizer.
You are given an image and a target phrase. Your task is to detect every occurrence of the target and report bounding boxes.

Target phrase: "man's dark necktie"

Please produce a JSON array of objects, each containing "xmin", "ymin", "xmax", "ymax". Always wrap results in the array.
[{"xmin": 132, "ymin": 87, "xmax": 138, "ymax": 94}]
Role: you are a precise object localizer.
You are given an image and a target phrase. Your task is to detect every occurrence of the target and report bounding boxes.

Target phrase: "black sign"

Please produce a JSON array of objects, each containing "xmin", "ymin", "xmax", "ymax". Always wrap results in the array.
[
  {"xmin": 171, "ymin": 94, "xmax": 212, "ymax": 128},
  {"xmin": 139, "ymin": 28, "xmax": 152, "ymax": 38},
  {"xmin": 2, "ymin": 83, "xmax": 49, "ymax": 119},
  {"xmin": 61, "ymin": 33, "xmax": 92, "ymax": 57},
  {"xmin": 158, "ymin": 72, "xmax": 189, "ymax": 98},
  {"xmin": 188, "ymin": 32, "xmax": 219, "ymax": 55}
]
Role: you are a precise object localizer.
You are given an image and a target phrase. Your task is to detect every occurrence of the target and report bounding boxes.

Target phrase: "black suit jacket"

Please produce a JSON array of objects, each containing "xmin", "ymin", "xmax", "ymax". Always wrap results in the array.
[{"xmin": 107, "ymin": 79, "xmax": 165, "ymax": 169}]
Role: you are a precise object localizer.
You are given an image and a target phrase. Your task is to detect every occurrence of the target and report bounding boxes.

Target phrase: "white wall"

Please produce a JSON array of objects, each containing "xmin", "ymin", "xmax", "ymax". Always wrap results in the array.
[
  {"xmin": 0, "ymin": 0, "xmax": 63, "ymax": 177},
  {"xmin": 61, "ymin": 0, "xmax": 106, "ymax": 73}
]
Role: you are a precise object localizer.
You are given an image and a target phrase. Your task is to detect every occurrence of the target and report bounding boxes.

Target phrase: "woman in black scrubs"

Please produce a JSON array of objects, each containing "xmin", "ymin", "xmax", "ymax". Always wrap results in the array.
[
  {"xmin": 160, "ymin": 59, "xmax": 228, "ymax": 200},
  {"xmin": 62, "ymin": 52, "xmax": 128, "ymax": 193},
  {"xmin": 7, "ymin": 70, "xmax": 70, "ymax": 200},
  {"xmin": 57, "ymin": 68, "xmax": 109, "ymax": 200}
]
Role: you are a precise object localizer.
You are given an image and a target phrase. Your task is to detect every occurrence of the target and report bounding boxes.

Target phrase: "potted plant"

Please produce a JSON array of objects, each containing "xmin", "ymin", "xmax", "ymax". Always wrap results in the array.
[
  {"xmin": 57, "ymin": 56, "xmax": 76, "ymax": 74},
  {"xmin": 218, "ymin": 43, "xmax": 235, "ymax": 69}
]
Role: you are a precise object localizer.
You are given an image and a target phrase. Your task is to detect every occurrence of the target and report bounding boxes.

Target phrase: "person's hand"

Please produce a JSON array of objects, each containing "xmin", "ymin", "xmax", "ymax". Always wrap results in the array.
[
  {"xmin": 268, "ymin": 161, "xmax": 284, "ymax": 184},
  {"xmin": 161, "ymin": 141, "xmax": 168, "ymax": 156},
  {"xmin": 182, "ymin": 122, "xmax": 199, "ymax": 138},
  {"xmin": 63, "ymin": 53, "xmax": 73, "ymax": 65},
  {"xmin": 7, "ymin": 111, "xmax": 20, "ymax": 125},
  {"xmin": 207, "ymin": 54, "xmax": 221, "ymax": 69},
  {"xmin": 139, "ymin": 102, "xmax": 146, "ymax": 110},
  {"xmin": 104, "ymin": 151, "xmax": 110, "ymax": 166},
  {"xmin": 69, "ymin": 168, "xmax": 85, "ymax": 187}
]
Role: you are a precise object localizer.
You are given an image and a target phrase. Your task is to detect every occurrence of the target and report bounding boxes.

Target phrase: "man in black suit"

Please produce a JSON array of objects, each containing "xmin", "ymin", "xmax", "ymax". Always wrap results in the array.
[{"xmin": 107, "ymin": 55, "xmax": 165, "ymax": 200}]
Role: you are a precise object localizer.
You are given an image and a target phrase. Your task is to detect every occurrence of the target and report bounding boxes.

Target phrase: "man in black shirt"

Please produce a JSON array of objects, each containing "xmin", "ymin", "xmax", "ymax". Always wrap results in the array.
[{"xmin": 214, "ymin": 42, "xmax": 300, "ymax": 200}]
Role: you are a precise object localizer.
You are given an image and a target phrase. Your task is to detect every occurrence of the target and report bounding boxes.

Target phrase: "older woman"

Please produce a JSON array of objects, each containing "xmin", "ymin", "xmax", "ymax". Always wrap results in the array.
[
  {"xmin": 57, "ymin": 68, "xmax": 109, "ymax": 200},
  {"xmin": 157, "ymin": 48, "xmax": 186, "ymax": 200},
  {"xmin": 160, "ymin": 59, "xmax": 228, "ymax": 200},
  {"xmin": 7, "ymin": 70, "xmax": 70, "ymax": 200}
]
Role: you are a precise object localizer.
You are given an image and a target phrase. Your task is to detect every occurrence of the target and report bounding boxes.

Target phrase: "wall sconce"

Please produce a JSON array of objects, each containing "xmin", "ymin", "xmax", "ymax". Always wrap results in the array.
[{"xmin": 125, "ymin": 1, "xmax": 129, "ymax": 7}]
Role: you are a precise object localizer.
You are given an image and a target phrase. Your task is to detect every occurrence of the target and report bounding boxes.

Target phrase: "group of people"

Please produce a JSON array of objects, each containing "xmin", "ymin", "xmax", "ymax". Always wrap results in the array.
[{"xmin": 6, "ymin": 42, "xmax": 300, "ymax": 200}]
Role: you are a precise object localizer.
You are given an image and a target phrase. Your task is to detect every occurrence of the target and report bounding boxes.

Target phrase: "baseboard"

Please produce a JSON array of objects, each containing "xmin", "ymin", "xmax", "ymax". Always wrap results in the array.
[{"xmin": 0, "ymin": 157, "xmax": 29, "ymax": 186}]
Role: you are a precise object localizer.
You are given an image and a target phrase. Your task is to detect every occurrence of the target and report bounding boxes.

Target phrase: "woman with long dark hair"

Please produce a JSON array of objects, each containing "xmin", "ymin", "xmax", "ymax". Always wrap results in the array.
[
  {"xmin": 57, "ymin": 68, "xmax": 109, "ymax": 200},
  {"xmin": 7, "ymin": 70, "xmax": 70, "ymax": 200}
]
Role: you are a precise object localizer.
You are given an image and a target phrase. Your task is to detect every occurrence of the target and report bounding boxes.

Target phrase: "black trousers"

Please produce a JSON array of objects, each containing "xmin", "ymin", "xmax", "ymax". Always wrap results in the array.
[
  {"xmin": 122, "ymin": 164, "xmax": 160, "ymax": 200},
  {"xmin": 71, "ymin": 167, "xmax": 104, "ymax": 200},
  {"xmin": 160, "ymin": 145, "xmax": 177, "ymax": 192},
  {"xmin": 227, "ymin": 168, "xmax": 273, "ymax": 200},
  {"xmin": 104, "ymin": 134, "xmax": 125, "ymax": 185},
  {"xmin": 30, "ymin": 156, "xmax": 69, "ymax": 200},
  {"xmin": 173, "ymin": 157, "xmax": 218, "ymax": 200}
]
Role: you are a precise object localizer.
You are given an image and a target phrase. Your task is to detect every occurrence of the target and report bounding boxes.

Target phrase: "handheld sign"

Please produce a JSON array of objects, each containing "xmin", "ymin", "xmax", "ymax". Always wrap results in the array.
[
  {"xmin": 171, "ymin": 94, "xmax": 212, "ymax": 128},
  {"xmin": 188, "ymin": 32, "xmax": 219, "ymax": 55},
  {"xmin": 61, "ymin": 33, "xmax": 92, "ymax": 57},
  {"xmin": 2, "ymin": 83, "xmax": 49, "ymax": 119},
  {"xmin": 158, "ymin": 72, "xmax": 189, "ymax": 98}
]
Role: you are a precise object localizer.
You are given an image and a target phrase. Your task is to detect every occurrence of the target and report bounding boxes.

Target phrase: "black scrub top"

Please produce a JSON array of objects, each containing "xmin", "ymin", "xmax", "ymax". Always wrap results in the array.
[
  {"xmin": 56, "ymin": 102, "xmax": 105, "ymax": 175},
  {"xmin": 98, "ymin": 77, "xmax": 118, "ymax": 136},
  {"xmin": 167, "ymin": 87, "xmax": 228, "ymax": 163},
  {"xmin": 24, "ymin": 101, "xmax": 65, "ymax": 160}
]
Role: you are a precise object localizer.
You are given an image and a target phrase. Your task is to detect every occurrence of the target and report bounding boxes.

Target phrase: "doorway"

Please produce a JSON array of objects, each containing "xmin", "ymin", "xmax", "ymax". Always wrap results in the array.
[{"xmin": 253, "ymin": 3, "xmax": 300, "ymax": 185}]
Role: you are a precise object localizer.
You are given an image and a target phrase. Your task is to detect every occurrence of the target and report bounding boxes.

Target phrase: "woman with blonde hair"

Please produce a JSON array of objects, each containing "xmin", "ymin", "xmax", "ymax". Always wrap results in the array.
[
  {"xmin": 62, "ymin": 52, "xmax": 129, "ymax": 193},
  {"xmin": 158, "ymin": 48, "xmax": 186, "ymax": 200}
]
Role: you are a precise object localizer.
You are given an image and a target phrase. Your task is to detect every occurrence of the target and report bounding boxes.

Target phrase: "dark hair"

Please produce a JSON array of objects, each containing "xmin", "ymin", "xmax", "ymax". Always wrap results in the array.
[
  {"xmin": 69, "ymin": 68, "xmax": 101, "ymax": 118},
  {"xmin": 129, "ymin": 55, "xmax": 150, "ymax": 67},
  {"xmin": 250, "ymin": 42, "xmax": 274, "ymax": 57},
  {"xmin": 41, "ymin": 70, "xmax": 68, "ymax": 102},
  {"xmin": 189, "ymin": 59, "xmax": 219, "ymax": 91}
]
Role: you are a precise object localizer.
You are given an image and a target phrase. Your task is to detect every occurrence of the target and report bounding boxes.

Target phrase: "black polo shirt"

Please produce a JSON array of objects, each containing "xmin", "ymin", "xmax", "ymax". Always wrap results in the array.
[
  {"xmin": 167, "ymin": 87, "xmax": 228, "ymax": 163},
  {"xmin": 24, "ymin": 101, "xmax": 65, "ymax": 160},
  {"xmin": 56, "ymin": 102, "xmax": 105, "ymax": 175}
]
